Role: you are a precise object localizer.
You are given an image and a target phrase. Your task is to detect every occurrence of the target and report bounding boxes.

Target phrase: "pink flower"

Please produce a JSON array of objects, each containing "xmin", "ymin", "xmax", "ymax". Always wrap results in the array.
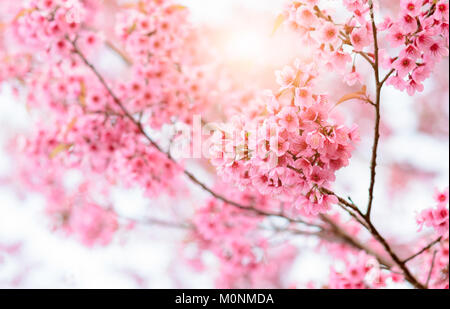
[
  {"xmin": 400, "ymin": 0, "xmax": 422, "ymax": 16},
  {"xmin": 294, "ymin": 87, "xmax": 314, "ymax": 107},
  {"xmin": 415, "ymin": 32, "xmax": 434, "ymax": 50},
  {"xmin": 295, "ymin": 6, "xmax": 318, "ymax": 27},
  {"xmin": 269, "ymin": 135, "xmax": 290, "ymax": 156},
  {"xmin": 424, "ymin": 39, "xmax": 449, "ymax": 62},
  {"xmin": 434, "ymin": 0, "xmax": 450, "ymax": 21},
  {"xmin": 399, "ymin": 45, "xmax": 421, "ymax": 60},
  {"xmin": 393, "ymin": 57, "xmax": 416, "ymax": 78},
  {"xmin": 265, "ymin": 91, "xmax": 282, "ymax": 115},
  {"xmin": 378, "ymin": 49, "xmax": 394, "ymax": 70},
  {"xmin": 417, "ymin": 188, "xmax": 449, "ymax": 237},
  {"xmin": 349, "ymin": 124, "xmax": 361, "ymax": 143},
  {"xmin": 308, "ymin": 166, "xmax": 328, "ymax": 186},
  {"xmin": 412, "ymin": 65, "xmax": 431, "ymax": 82},
  {"xmin": 87, "ymin": 91, "xmax": 106, "ymax": 109},
  {"xmin": 433, "ymin": 204, "xmax": 449, "ymax": 225},
  {"xmin": 387, "ymin": 26, "xmax": 406, "ymax": 47},
  {"xmin": 292, "ymin": 158, "xmax": 313, "ymax": 177},
  {"xmin": 350, "ymin": 27, "xmax": 370, "ymax": 51},
  {"xmin": 399, "ymin": 14, "xmax": 417, "ymax": 33},
  {"xmin": 405, "ymin": 78, "xmax": 424, "ymax": 96},
  {"xmin": 275, "ymin": 65, "xmax": 296, "ymax": 89},
  {"xmin": 343, "ymin": 0, "xmax": 367, "ymax": 12},
  {"xmin": 386, "ymin": 74, "xmax": 407, "ymax": 91},
  {"xmin": 69, "ymin": 204, "xmax": 118, "ymax": 247},
  {"xmin": 320, "ymin": 23, "xmax": 339, "ymax": 45},
  {"xmin": 344, "ymin": 69, "xmax": 362, "ymax": 86},
  {"xmin": 330, "ymin": 50, "xmax": 352, "ymax": 74},
  {"xmin": 378, "ymin": 17, "xmax": 393, "ymax": 31},
  {"xmin": 278, "ymin": 107, "xmax": 299, "ymax": 133},
  {"xmin": 434, "ymin": 187, "xmax": 449, "ymax": 205},
  {"xmin": 306, "ymin": 131, "xmax": 325, "ymax": 150}
]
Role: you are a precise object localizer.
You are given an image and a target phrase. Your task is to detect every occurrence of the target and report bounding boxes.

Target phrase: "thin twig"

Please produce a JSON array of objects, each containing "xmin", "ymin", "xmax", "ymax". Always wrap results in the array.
[
  {"xmin": 355, "ymin": 50, "xmax": 375, "ymax": 68},
  {"xmin": 363, "ymin": 218, "xmax": 426, "ymax": 289},
  {"xmin": 320, "ymin": 214, "xmax": 391, "ymax": 267},
  {"xmin": 380, "ymin": 68, "xmax": 395, "ymax": 86},
  {"xmin": 366, "ymin": 0, "xmax": 381, "ymax": 220},
  {"xmin": 403, "ymin": 237, "xmax": 443, "ymax": 264},
  {"xmin": 426, "ymin": 251, "xmax": 438, "ymax": 288}
]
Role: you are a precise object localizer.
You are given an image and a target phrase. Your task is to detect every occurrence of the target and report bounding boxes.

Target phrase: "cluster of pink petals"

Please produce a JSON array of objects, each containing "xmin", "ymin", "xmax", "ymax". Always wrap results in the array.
[
  {"xmin": 210, "ymin": 59, "xmax": 359, "ymax": 216},
  {"xmin": 114, "ymin": 2, "xmax": 218, "ymax": 128},
  {"xmin": 419, "ymin": 238, "xmax": 449, "ymax": 289},
  {"xmin": 282, "ymin": 0, "xmax": 373, "ymax": 86},
  {"xmin": 0, "ymin": 0, "xmax": 214, "ymax": 247},
  {"xmin": 417, "ymin": 187, "xmax": 449, "ymax": 237},
  {"xmin": 67, "ymin": 202, "xmax": 118, "ymax": 247},
  {"xmin": 282, "ymin": 0, "xmax": 449, "ymax": 96},
  {"xmin": 5, "ymin": 0, "xmax": 217, "ymax": 129},
  {"xmin": 415, "ymin": 187, "xmax": 449, "ymax": 289},
  {"xmin": 382, "ymin": 0, "xmax": 449, "ymax": 95},
  {"xmin": 0, "ymin": 0, "xmax": 222, "ymax": 208}
]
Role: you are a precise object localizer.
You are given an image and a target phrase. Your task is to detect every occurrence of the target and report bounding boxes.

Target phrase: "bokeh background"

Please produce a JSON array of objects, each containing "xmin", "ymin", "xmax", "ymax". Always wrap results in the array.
[{"xmin": 0, "ymin": 0, "xmax": 448, "ymax": 288}]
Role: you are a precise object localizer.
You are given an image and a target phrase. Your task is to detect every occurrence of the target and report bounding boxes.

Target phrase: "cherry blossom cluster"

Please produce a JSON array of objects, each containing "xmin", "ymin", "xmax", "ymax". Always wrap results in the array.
[
  {"xmin": 417, "ymin": 237, "xmax": 449, "ymax": 289},
  {"xmin": 114, "ymin": 1, "xmax": 219, "ymax": 128},
  {"xmin": 0, "ymin": 0, "xmax": 207, "ymax": 246},
  {"xmin": 209, "ymin": 59, "xmax": 359, "ymax": 216},
  {"xmin": 382, "ymin": 0, "xmax": 449, "ymax": 95},
  {"xmin": 0, "ymin": 0, "xmax": 223, "ymax": 202},
  {"xmin": 281, "ymin": 0, "xmax": 449, "ymax": 94},
  {"xmin": 9, "ymin": 0, "xmax": 89, "ymax": 57},
  {"xmin": 329, "ymin": 252, "xmax": 388, "ymax": 289},
  {"xmin": 415, "ymin": 188, "xmax": 449, "ymax": 289},
  {"xmin": 10, "ymin": 152, "xmax": 119, "ymax": 247},
  {"xmin": 417, "ymin": 187, "xmax": 449, "ymax": 236},
  {"xmin": 58, "ymin": 195, "xmax": 118, "ymax": 247},
  {"xmin": 6, "ymin": 129, "xmax": 120, "ymax": 246},
  {"xmin": 5, "ymin": 0, "xmax": 218, "ymax": 128},
  {"xmin": 281, "ymin": 0, "xmax": 370, "ymax": 86}
]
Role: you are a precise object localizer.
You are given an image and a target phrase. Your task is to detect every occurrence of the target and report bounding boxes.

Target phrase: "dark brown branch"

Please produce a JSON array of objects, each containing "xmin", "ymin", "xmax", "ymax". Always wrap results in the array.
[
  {"xmin": 364, "ymin": 218, "xmax": 426, "ymax": 289},
  {"xmin": 366, "ymin": 0, "xmax": 381, "ymax": 220},
  {"xmin": 335, "ymin": 202, "xmax": 370, "ymax": 229},
  {"xmin": 320, "ymin": 214, "xmax": 392, "ymax": 267},
  {"xmin": 319, "ymin": 187, "xmax": 364, "ymax": 217}
]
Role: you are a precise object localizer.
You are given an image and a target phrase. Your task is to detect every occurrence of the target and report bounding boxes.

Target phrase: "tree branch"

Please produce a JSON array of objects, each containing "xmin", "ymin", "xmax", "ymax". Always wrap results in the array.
[
  {"xmin": 365, "ymin": 0, "xmax": 381, "ymax": 220},
  {"xmin": 426, "ymin": 251, "xmax": 437, "ymax": 288},
  {"xmin": 403, "ymin": 236, "xmax": 443, "ymax": 264}
]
